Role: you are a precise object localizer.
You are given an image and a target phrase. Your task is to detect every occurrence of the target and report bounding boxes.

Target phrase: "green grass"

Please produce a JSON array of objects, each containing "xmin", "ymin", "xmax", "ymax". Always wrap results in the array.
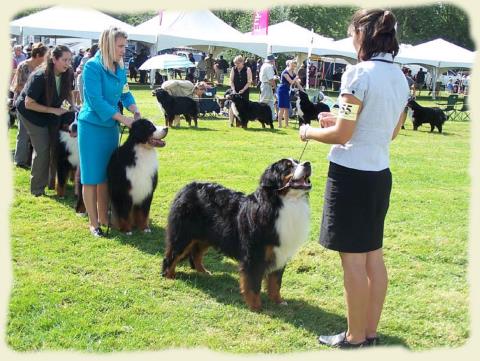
[{"xmin": 7, "ymin": 85, "xmax": 470, "ymax": 352}]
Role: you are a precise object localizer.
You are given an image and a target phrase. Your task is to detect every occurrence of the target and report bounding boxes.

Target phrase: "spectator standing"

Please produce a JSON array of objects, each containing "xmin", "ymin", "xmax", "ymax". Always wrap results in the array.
[
  {"xmin": 15, "ymin": 45, "xmax": 75, "ymax": 197},
  {"xmin": 414, "ymin": 67, "xmax": 426, "ymax": 96},
  {"xmin": 186, "ymin": 53, "xmax": 196, "ymax": 82},
  {"xmin": 205, "ymin": 53, "xmax": 215, "ymax": 83},
  {"xmin": 197, "ymin": 53, "xmax": 206, "ymax": 81},
  {"xmin": 13, "ymin": 45, "xmax": 27, "ymax": 69},
  {"xmin": 77, "ymin": 27, "xmax": 141, "ymax": 237},
  {"xmin": 76, "ymin": 44, "xmax": 99, "ymax": 104},
  {"xmin": 73, "ymin": 48, "xmax": 85, "ymax": 72},
  {"xmin": 259, "ymin": 55, "xmax": 277, "ymax": 119},
  {"xmin": 128, "ymin": 55, "xmax": 138, "ymax": 82},
  {"xmin": 136, "ymin": 48, "xmax": 149, "ymax": 84},
  {"xmin": 297, "ymin": 62, "xmax": 307, "ymax": 88},
  {"xmin": 11, "ymin": 42, "xmax": 48, "ymax": 169}
]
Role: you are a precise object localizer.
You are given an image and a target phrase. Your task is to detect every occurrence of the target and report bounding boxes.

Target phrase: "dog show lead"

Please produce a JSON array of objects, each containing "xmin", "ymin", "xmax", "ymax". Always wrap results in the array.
[
  {"xmin": 299, "ymin": 9, "xmax": 410, "ymax": 348},
  {"xmin": 77, "ymin": 27, "xmax": 141, "ymax": 238}
]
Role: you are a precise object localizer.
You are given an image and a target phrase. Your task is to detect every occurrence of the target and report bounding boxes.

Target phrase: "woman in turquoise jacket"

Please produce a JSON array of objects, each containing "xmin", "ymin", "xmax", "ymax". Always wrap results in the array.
[{"xmin": 78, "ymin": 27, "xmax": 141, "ymax": 237}]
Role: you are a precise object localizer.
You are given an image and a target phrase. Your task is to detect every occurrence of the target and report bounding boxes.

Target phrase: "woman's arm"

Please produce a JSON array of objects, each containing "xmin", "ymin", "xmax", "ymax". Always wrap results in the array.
[
  {"xmin": 230, "ymin": 68, "xmax": 235, "ymax": 92},
  {"xmin": 25, "ymin": 96, "xmax": 67, "ymax": 116},
  {"xmin": 300, "ymin": 94, "xmax": 362, "ymax": 145},
  {"xmin": 392, "ymin": 109, "xmax": 407, "ymax": 140}
]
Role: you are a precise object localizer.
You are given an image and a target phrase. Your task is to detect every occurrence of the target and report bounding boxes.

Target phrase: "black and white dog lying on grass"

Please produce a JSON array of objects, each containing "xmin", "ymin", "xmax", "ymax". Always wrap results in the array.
[
  {"xmin": 162, "ymin": 158, "xmax": 311, "ymax": 311},
  {"xmin": 107, "ymin": 119, "xmax": 168, "ymax": 235}
]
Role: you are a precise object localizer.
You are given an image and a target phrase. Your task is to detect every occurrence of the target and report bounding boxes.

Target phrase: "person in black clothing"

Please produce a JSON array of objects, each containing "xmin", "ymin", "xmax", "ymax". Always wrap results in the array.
[
  {"xmin": 414, "ymin": 67, "xmax": 426, "ymax": 96},
  {"xmin": 186, "ymin": 52, "xmax": 196, "ymax": 82},
  {"xmin": 228, "ymin": 55, "xmax": 252, "ymax": 126},
  {"xmin": 73, "ymin": 48, "xmax": 85, "ymax": 72},
  {"xmin": 15, "ymin": 45, "xmax": 75, "ymax": 196},
  {"xmin": 136, "ymin": 48, "xmax": 149, "ymax": 84}
]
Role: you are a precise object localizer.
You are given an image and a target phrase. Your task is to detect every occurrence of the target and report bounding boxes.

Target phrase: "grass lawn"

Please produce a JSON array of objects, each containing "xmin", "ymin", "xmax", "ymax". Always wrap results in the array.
[{"xmin": 6, "ymin": 84, "xmax": 470, "ymax": 352}]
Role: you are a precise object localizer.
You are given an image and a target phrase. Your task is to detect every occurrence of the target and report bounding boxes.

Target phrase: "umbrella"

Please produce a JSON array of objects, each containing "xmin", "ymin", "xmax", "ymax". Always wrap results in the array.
[{"xmin": 138, "ymin": 54, "xmax": 195, "ymax": 70}]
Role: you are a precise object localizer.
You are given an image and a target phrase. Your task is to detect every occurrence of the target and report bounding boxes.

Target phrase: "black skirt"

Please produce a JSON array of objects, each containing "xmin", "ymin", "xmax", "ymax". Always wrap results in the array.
[{"xmin": 319, "ymin": 162, "xmax": 392, "ymax": 253}]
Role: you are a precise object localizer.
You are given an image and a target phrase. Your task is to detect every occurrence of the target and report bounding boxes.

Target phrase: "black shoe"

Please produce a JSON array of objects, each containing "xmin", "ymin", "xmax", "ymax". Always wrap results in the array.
[
  {"xmin": 15, "ymin": 163, "xmax": 30, "ymax": 170},
  {"xmin": 366, "ymin": 336, "xmax": 380, "ymax": 346},
  {"xmin": 32, "ymin": 192, "xmax": 46, "ymax": 197},
  {"xmin": 318, "ymin": 331, "xmax": 368, "ymax": 349},
  {"xmin": 90, "ymin": 227, "xmax": 105, "ymax": 238}
]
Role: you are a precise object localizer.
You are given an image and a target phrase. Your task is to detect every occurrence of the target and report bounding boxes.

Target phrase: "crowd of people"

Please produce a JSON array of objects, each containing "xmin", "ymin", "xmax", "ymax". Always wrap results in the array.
[{"xmin": 402, "ymin": 66, "xmax": 470, "ymax": 96}]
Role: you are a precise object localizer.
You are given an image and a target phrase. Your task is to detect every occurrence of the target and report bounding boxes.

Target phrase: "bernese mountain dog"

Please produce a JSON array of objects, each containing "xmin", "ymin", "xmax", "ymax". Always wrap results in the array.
[
  {"xmin": 153, "ymin": 88, "xmax": 198, "ymax": 128},
  {"xmin": 295, "ymin": 89, "xmax": 330, "ymax": 125},
  {"xmin": 227, "ymin": 93, "xmax": 274, "ymax": 129},
  {"xmin": 107, "ymin": 119, "xmax": 168, "ymax": 234},
  {"xmin": 162, "ymin": 158, "xmax": 312, "ymax": 311},
  {"xmin": 56, "ymin": 111, "xmax": 85, "ymax": 214},
  {"xmin": 407, "ymin": 98, "xmax": 446, "ymax": 133}
]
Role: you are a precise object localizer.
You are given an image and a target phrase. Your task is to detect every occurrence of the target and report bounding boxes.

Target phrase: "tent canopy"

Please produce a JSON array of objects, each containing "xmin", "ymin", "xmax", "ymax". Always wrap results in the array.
[
  {"xmin": 245, "ymin": 21, "xmax": 333, "ymax": 55},
  {"xmin": 9, "ymin": 5, "xmax": 151, "ymax": 43},
  {"xmin": 130, "ymin": 10, "xmax": 267, "ymax": 56},
  {"xmin": 138, "ymin": 54, "xmax": 194, "ymax": 70}
]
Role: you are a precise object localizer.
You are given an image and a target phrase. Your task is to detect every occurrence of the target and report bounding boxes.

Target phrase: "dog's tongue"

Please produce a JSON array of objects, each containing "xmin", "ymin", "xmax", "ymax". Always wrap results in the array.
[{"xmin": 149, "ymin": 138, "xmax": 166, "ymax": 147}]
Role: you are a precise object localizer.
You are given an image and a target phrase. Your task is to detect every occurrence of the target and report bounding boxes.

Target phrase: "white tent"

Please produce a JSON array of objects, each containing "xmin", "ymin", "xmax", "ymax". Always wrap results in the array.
[
  {"xmin": 139, "ymin": 54, "xmax": 194, "ymax": 70},
  {"xmin": 244, "ymin": 21, "xmax": 333, "ymax": 55},
  {"xmin": 9, "ymin": 6, "xmax": 152, "ymax": 43},
  {"xmin": 397, "ymin": 38, "xmax": 475, "ymax": 69},
  {"xmin": 130, "ymin": 10, "xmax": 267, "ymax": 57}
]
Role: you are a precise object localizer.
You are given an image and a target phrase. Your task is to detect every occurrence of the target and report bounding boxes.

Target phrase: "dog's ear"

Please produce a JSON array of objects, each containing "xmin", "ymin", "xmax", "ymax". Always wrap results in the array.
[{"xmin": 259, "ymin": 162, "xmax": 284, "ymax": 189}]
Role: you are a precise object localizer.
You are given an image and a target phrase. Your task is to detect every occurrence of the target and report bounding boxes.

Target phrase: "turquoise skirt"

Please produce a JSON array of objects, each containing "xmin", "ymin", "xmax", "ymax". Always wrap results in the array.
[{"xmin": 78, "ymin": 120, "xmax": 119, "ymax": 185}]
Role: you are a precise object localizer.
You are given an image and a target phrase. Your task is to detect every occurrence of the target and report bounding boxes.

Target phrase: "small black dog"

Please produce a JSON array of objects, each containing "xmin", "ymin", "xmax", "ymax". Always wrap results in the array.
[
  {"xmin": 407, "ymin": 98, "xmax": 446, "ymax": 133},
  {"xmin": 227, "ymin": 93, "xmax": 274, "ymax": 129},
  {"xmin": 294, "ymin": 89, "xmax": 330, "ymax": 125},
  {"xmin": 107, "ymin": 119, "xmax": 168, "ymax": 234},
  {"xmin": 153, "ymin": 88, "xmax": 198, "ymax": 128}
]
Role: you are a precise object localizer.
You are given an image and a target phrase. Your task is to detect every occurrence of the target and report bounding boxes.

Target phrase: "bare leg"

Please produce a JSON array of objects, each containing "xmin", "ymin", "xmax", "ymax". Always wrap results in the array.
[
  {"xmin": 83, "ymin": 184, "xmax": 99, "ymax": 229},
  {"xmin": 340, "ymin": 252, "xmax": 368, "ymax": 344},
  {"xmin": 365, "ymin": 249, "xmax": 388, "ymax": 339},
  {"xmin": 97, "ymin": 182, "xmax": 109, "ymax": 225}
]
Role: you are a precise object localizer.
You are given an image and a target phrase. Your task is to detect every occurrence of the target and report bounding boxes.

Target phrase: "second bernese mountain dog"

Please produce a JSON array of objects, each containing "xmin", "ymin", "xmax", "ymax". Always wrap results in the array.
[
  {"xmin": 153, "ymin": 88, "xmax": 198, "ymax": 128},
  {"xmin": 107, "ymin": 119, "xmax": 168, "ymax": 234},
  {"xmin": 295, "ymin": 89, "xmax": 330, "ymax": 125},
  {"xmin": 227, "ymin": 93, "xmax": 274, "ymax": 129},
  {"xmin": 162, "ymin": 158, "xmax": 312, "ymax": 311},
  {"xmin": 407, "ymin": 98, "xmax": 446, "ymax": 133}
]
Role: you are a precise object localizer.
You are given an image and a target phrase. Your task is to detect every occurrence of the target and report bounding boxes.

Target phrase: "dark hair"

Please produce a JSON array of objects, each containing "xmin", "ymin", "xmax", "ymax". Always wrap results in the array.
[
  {"xmin": 89, "ymin": 43, "xmax": 99, "ymax": 58},
  {"xmin": 349, "ymin": 9, "xmax": 399, "ymax": 61},
  {"xmin": 42, "ymin": 45, "xmax": 73, "ymax": 106},
  {"xmin": 31, "ymin": 42, "xmax": 48, "ymax": 58}
]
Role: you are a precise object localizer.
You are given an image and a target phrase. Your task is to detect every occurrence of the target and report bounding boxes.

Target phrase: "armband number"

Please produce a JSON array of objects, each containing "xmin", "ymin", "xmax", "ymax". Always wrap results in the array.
[{"xmin": 338, "ymin": 102, "xmax": 360, "ymax": 121}]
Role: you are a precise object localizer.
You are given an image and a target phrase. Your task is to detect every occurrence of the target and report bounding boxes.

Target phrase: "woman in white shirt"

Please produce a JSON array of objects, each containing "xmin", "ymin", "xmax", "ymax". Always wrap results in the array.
[{"xmin": 299, "ymin": 9, "xmax": 410, "ymax": 348}]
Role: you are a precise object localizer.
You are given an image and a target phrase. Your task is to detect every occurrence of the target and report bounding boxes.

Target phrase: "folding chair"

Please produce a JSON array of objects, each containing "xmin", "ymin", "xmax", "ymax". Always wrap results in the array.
[
  {"xmin": 456, "ymin": 96, "xmax": 470, "ymax": 121},
  {"xmin": 436, "ymin": 94, "xmax": 459, "ymax": 120}
]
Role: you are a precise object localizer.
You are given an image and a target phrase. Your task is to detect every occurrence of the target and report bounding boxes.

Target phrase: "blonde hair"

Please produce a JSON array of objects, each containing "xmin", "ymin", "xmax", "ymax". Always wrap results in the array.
[
  {"xmin": 286, "ymin": 60, "xmax": 297, "ymax": 68},
  {"xmin": 99, "ymin": 27, "xmax": 128, "ymax": 72},
  {"xmin": 233, "ymin": 55, "xmax": 244, "ymax": 64}
]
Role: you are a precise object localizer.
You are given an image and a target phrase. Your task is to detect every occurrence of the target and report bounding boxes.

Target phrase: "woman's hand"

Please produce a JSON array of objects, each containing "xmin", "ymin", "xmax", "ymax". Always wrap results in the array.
[
  {"xmin": 299, "ymin": 124, "xmax": 310, "ymax": 142},
  {"xmin": 121, "ymin": 116, "xmax": 135, "ymax": 128},
  {"xmin": 51, "ymin": 107, "xmax": 69, "ymax": 116},
  {"xmin": 318, "ymin": 112, "xmax": 337, "ymax": 128}
]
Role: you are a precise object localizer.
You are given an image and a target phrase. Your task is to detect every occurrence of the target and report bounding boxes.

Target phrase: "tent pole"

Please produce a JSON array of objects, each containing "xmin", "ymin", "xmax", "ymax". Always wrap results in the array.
[{"xmin": 432, "ymin": 66, "xmax": 437, "ymax": 100}]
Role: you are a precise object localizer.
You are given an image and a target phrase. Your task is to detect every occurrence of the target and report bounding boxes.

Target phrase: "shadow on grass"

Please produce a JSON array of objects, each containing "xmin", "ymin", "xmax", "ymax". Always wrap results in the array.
[
  {"xmin": 109, "ymin": 223, "xmax": 166, "ymax": 256},
  {"xmin": 170, "ymin": 126, "xmax": 218, "ymax": 132},
  {"xmin": 176, "ymin": 265, "xmax": 408, "ymax": 348}
]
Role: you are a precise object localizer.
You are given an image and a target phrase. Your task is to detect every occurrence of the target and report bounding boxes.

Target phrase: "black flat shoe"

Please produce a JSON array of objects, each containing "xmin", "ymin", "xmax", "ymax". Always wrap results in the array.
[
  {"xmin": 318, "ymin": 331, "xmax": 368, "ymax": 349},
  {"xmin": 90, "ymin": 227, "xmax": 105, "ymax": 238},
  {"xmin": 367, "ymin": 336, "xmax": 380, "ymax": 346}
]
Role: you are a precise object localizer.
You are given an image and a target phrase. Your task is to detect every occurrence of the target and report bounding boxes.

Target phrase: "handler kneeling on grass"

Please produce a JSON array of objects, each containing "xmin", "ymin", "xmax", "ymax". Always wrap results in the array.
[{"xmin": 299, "ymin": 8, "xmax": 409, "ymax": 348}]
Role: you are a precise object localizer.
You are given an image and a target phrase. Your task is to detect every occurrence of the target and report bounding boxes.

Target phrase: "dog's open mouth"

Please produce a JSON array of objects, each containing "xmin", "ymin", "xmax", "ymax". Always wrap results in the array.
[
  {"xmin": 289, "ymin": 176, "xmax": 312, "ymax": 190},
  {"xmin": 148, "ymin": 137, "xmax": 166, "ymax": 147}
]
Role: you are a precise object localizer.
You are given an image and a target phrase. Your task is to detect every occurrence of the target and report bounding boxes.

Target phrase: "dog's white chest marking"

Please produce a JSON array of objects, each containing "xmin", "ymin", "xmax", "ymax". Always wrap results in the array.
[
  {"xmin": 231, "ymin": 102, "xmax": 240, "ymax": 118},
  {"xmin": 126, "ymin": 145, "xmax": 158, "ymax": 205},
  {"xmin": 296, "ymin": 98, "xmax": 304, "ymax": 117},
  {"xmin": 273, "ymin": 194, "xmax": 310, "ymax": 270},
  {"xmin": 59, "ymin": 131, "xmax": 79, "ymax": 167}
]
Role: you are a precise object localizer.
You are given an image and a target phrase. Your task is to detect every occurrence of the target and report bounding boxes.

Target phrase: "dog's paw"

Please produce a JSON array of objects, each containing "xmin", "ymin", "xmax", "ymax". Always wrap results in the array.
[
  {"xmin": 143, "ymin": 228, "xmax": 152, "ymax": 233},
  {"xmin": 125, "ymin": 231, "xmax": 133, "ymax": 236}
]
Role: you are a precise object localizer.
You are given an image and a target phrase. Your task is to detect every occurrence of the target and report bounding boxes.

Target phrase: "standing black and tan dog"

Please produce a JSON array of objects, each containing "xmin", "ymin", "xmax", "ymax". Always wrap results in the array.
[
  {"xmin": 107, "ymin": 119, "xmax": 168, "ymax": 234},
  {"xmin": 294, "ymin": 89, "xmax": 330, "ymax": 125},
  {"xmin": 162, "ymin": 158, "xmax": 312, "ymax": 311},
  {"xmin": 153, "ymin": 88, "xmax": 198, "ymax": 127},
  {"xmin": 227, "ymin": 93, "xmax": 274, "ymax": 129},
  {"xmin": 407, "ymin": 98, "xmax": 446, "ymax": 133}
]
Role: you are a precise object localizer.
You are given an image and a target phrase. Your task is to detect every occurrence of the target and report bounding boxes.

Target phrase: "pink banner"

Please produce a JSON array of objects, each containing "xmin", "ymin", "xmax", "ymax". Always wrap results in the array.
[{"xmin": 252, "ymin": 10, "xmax": 269, "ymax": 35}]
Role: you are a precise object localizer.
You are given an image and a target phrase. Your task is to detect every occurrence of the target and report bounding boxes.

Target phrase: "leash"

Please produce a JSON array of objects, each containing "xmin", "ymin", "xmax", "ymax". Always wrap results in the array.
[
  {"xmin": 298, "ymin": 140, "xmax": 309, "ymax": 163},
  {"xmin": 106, "ymin": 124, "xmax": 128, "ymax": 237}
]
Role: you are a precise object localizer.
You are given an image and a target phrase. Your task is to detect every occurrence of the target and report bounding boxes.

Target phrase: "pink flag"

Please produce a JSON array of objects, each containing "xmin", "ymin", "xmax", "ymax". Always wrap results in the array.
[{"xmin": 252, "ymin": 10, "xmax": 269, "ymax": 35}]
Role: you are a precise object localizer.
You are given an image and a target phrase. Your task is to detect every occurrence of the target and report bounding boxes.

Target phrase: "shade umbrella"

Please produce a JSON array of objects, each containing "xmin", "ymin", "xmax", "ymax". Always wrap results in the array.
[{"xmin": 138, "ymin": 54, "xmax": 194, "ymax": 70}]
